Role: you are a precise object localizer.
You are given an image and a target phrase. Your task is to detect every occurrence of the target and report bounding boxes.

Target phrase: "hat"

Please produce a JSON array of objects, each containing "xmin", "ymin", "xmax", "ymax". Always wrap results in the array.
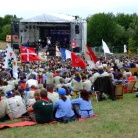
[
  {"xmin": 6, "ymin": 91, "xmax": 14, "ymax": 98},
  {"xmin": 58, "ymin": 88, "xmax": 66, "ymax": 96}
]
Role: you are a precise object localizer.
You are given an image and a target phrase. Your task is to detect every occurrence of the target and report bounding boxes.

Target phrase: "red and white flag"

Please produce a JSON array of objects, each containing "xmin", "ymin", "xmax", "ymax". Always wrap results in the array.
[
  {"xmin": 71, "ymin": 52, "xmax": 86, "ymax": 68},
  {"xmin": 20, "ymin": 46, "xmax": 40, "ymax": 62},
  {"xmin": 84, "ymin": 45, "xmax": 98, "ymax": 69}
]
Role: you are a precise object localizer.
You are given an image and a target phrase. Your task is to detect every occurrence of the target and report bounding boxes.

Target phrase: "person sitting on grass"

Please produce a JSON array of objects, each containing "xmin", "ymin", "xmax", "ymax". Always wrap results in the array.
[
  {"xmin": 71, "ymin": 89, "xmax": 94, "ymax": 118},
  {"xmin": 54, "ymin": 88, "xmax": 76, "ymax": 123},
  {"xmin": 0, "ymin": 91, "xmax": 13, "ymax": 122},
  {"xmin": 7, "ymin": 90, "xmax": 27, "ymax": 119},
  {"xmin": 27, "ymin": 89, "xmax": 53, "ymax": 124}
]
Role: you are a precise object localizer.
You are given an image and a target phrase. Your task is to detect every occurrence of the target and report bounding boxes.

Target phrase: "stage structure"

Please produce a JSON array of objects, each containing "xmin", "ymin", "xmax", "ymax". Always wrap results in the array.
[{"xmin": 19, "ymin": 13, "xmax": 87, "ymax": 54}]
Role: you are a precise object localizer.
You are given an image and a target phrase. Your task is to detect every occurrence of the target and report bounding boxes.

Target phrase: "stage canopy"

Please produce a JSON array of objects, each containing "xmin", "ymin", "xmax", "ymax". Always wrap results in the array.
[
  {"xmin": 20, "ymin": 13, "xmax": 76, "ymax": 23},
  {"xmin": 19, "ymin": 13, "xmax": 87, "ymax": 53}
]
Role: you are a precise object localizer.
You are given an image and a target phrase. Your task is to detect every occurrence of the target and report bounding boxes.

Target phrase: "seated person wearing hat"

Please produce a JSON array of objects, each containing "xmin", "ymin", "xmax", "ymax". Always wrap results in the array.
[
  {"xmin": 54, "ymin": 88, "xmax": 76, "ymax": 123},
  {"xmin": 0, "ymin": 91, "xmax": 13, "ymax": 122},
  {"xmin": 27, "ymin": 89, "xmax": 53, "ymax": 124}
]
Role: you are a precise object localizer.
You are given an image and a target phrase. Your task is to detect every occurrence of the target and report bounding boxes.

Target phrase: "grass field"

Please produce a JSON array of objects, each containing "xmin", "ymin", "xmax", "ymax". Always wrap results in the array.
[
  {"xmin": 0, "ymin": 41, "xmax": 7, "ymax": 50},
  {"xmin": 0, "ymin": 93, "xmax": 138, "ymax": 138}
]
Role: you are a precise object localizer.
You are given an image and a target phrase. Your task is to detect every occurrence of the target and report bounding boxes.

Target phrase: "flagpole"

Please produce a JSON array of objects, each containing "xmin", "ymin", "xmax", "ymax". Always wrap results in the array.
[{"xmin": 104, "ymin": 53, "xmax": 106, "ymax": 61}]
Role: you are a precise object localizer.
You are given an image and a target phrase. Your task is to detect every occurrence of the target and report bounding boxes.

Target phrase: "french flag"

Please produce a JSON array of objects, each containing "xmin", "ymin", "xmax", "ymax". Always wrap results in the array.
[{"xmin": 60, "ymin": 48, "xmax": 86, "ymax": 68}]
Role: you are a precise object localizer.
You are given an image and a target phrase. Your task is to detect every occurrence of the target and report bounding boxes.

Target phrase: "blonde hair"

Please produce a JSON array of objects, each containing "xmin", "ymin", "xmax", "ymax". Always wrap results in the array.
[
  {"xmin": 38, "ymin": 84, "xmax": 44, "ymax": 89},
  {"xmin": 34, "ymin": 89, "xmax": 40, "ymax": 101},
  {"xmin": 75, "ymin": 72, "xmax": 81, "ymax": 79}
]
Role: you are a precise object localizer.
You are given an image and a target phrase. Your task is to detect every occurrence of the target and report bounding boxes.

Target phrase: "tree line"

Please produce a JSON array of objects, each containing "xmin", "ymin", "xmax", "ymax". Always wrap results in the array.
[
  {"xmin": 0, "ymin": 13, "xmax": 138, "ymax": 53},
  {"xmin": 87, "ymin": 12, "xmax": 138, "ymax": 53}
]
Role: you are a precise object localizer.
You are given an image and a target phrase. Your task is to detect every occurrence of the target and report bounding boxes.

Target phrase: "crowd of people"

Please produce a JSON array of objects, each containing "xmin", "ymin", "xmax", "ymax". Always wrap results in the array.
[{"xmin": 0, "ymin": 51, "xmax": 138, "ymax": 124}]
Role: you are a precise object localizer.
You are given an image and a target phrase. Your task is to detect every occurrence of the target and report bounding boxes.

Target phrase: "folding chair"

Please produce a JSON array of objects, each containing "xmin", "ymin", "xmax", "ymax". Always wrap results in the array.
[
  {"xmin": 114, "ymin": 84, "xmax": 125, "ymax": 99},
  {"xmin": 127, "ymin": 80, "xmax": 136, "ymax": 93}
]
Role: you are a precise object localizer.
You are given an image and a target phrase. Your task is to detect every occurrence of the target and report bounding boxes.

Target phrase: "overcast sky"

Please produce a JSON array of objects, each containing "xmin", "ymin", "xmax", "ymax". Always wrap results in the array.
[{"xmin": 1, "ymin": 0, "xmax": 138, "ymax": 18}]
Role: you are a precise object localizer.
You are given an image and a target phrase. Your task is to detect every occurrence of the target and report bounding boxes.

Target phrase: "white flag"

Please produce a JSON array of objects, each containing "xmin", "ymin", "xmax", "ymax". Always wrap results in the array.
[
  {"xmin": 3, "ymin": 44, "xmax": 18, "ymax": 79},
  {"xmin": 102, "ymin": 39, "xmax": 113, "ymax": 54},
  {"xmin": 124, "ymin": 45, "xmax": 127, "ymax": 53},
  {"xmin": 56, "ymin": 46, "xmax": 61, "ymax": 57}
]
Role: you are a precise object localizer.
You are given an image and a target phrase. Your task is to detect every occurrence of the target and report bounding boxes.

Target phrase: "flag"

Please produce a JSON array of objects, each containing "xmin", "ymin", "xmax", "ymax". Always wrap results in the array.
[
  {"xmin": 60, "ymin": 48, "xmax": 72, "ymax": 60},
  {"xmin": 60, "ymin": 48, "xmax": 66, "ymax": 60},
  {"xmin": 84, "ymin": 45, "xmax": 98, "ymax": 68},
  {"xmin": 3, "ymin": 44, "xmax": 18, "ymax": 79},
  {"xmin": 124, "ymin": 45, "xmax": 127, "ymax": 53},
  {"xmin": 56, "ymin": 46, "xmax": 61, "ymax": 57},
  {"xmin": 20, "ymin": 46, "xmax": 40, "ymax": 62},
  {"xmin": 60, "ymin": 48, "xmax": 86, "ymax": 68},
  {"xmin": 102, "ymin": 39, "xmax": 113, "ymax": 54},
  {"xmin": 71, "ymin": 52, "xmax": 86, "ymax": 68}
]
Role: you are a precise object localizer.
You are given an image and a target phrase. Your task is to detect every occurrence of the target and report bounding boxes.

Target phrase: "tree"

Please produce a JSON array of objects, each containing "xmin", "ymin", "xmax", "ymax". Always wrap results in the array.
[
  {"xmin": 2, "ymin": 15, "xmax": 13, "ymax": 25},
  {"xmin": 128, "ymin": 38, "xmax": 136, "ymax": 54},
  {"xmin": 0, "ymin": 24, "xmax": 11, "ymax": 41},
  {"xmin": 87, "ymin": 13, "xmax": 116, "ymax": 47},
  {"xmin": 113, "ymin": 24, "xmax": 127, "ymax": 46},
  {"xmin": 115, "ymin": 13, "xmax": 133, "ymax": 30}
]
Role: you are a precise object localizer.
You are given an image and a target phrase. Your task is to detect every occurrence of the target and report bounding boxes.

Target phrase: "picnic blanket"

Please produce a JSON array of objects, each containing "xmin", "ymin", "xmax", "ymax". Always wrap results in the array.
[
  {"xmin": 0, "ymin": 121, "xmax": 36, "ymax": 129},
  {"xmin": 78, "ymin": 114, "xmax": 99, "ymax": 121},
  {"xmin": 0, "ymin": 114, "xmax": 98, "ymax": 129}
]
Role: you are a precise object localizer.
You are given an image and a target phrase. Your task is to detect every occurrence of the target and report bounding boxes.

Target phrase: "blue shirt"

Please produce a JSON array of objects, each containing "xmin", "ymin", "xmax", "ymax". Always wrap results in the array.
[
  {"xmin": 71, "ymin": 98, "xmax": 94, "ymax": 118},
  {"xmin": 54, "ymin": 98, "xmax": 75, "ymax": 118},
  {"xmin": 42, "ymin": 74, "xmax": 47, "ymax": 81}
]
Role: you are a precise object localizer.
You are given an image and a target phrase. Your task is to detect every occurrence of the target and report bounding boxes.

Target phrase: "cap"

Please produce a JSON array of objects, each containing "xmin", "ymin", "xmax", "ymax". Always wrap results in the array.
[
  {"xmin": 6, "ymin": 91, "xmax": 14, "ymax": 98},
  {"xmin": 58, "ymin": 88, "xmax": 66, "ymax": 96}
]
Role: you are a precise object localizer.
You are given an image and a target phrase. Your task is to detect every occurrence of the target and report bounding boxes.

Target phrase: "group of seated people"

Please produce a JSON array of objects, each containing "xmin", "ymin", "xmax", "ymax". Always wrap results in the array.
[
  {"xmin": 0, "ymin": 56, "xmax": 138, "ymax": 124},
  {"xmin": 0, "ymin": 81, "xmax": 94, "ymax": 124}
]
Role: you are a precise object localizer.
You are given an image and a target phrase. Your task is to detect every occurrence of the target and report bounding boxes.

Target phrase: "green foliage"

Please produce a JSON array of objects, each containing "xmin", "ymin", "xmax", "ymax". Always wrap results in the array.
[
  {"xmin": 87, "ymin": 12, "xmax": 138, "ymax": 52},
  {"xmin": 113, "ymin": 24, "xmax": 127, "ymax": 46},
  {"xmin": 128, "ymin": 38, "xmax": 137, "ymax": 53},
  {"xmin": 0, "ymin": 14, "xmax": 13, "ymax": 41},
  {"xmin": 0, "ymin": 24, "xmax": 11, "ymax": 41},
  {"xmin": 115, "ymin": 13, "xmax": 133, "ymax": 30},
  {"xmin": 87, "ymin": 12, "xmax": 116, "ymax": 46}
]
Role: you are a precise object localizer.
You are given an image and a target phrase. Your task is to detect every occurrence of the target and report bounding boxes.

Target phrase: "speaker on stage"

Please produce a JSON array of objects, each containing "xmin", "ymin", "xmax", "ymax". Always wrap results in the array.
[
  {"xmin": 75, "ymin": 25, "xmax": 79, "ymax": 34},
  {"xmin": 73, "ymin": 47, "xmax": 80, "ymax": 53}
]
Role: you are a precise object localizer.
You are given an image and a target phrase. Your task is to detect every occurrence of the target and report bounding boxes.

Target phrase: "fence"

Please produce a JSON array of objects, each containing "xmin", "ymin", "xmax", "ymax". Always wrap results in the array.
[{"xmin": 91, "ymin": 46, "xmax": 125, "ymax": 56}]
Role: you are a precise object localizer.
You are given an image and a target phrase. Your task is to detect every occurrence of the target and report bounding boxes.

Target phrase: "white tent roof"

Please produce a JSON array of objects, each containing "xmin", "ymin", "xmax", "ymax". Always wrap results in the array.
[{"xmin": 20, "ymin": 13, "xmax": 76, "ymax": 23}]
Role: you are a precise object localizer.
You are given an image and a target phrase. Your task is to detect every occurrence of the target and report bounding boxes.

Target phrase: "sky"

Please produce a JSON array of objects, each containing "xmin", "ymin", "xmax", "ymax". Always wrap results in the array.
[{"xmin": 1, "ymin": 0, "xmax": 138, "ymax": 19}]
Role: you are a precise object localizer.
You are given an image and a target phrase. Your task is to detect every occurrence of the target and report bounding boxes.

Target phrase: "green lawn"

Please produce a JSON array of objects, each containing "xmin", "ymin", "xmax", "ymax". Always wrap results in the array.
[
  {"xmin": 0, "ymin": 41, "xmax": 7, "ymax": 50},
  {"xmin": 0, "ymin": 93, "xmax": 138, "ymax": 138}
]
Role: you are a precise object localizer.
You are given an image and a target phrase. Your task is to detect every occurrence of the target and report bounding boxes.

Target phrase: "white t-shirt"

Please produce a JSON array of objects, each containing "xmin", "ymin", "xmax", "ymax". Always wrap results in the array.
[
  {"xmin": 26, "ymin": 79, "xmax": 38, "ymax": 88},
  {"xmin": 0, "ymin": 85, "xmax": 13, "ymax": 94},
  {"xmin": 47, "ymin": 92, "xmax": 59, "ymax": 105},
  {"xmin": 7, "ymin": 96, "xmax": 27, "ymax": 118}
]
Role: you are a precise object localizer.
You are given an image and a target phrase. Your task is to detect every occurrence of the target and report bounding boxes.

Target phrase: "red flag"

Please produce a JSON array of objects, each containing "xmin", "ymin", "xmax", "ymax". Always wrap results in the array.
[
  {"xmin": 71, "ymin": 52, "xmax": 86, "ymax": 68},
  {"xmin": 20, "ymin": 46, "xmax": 40, "ymax": 62},
  {"xmin": 86, "ymin": 45, "xmax": 97, "ymax": 63}
]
